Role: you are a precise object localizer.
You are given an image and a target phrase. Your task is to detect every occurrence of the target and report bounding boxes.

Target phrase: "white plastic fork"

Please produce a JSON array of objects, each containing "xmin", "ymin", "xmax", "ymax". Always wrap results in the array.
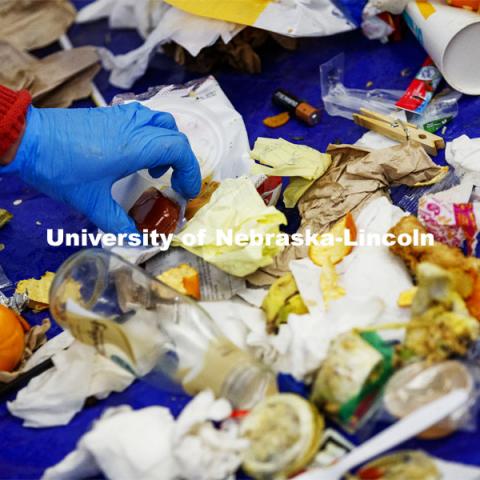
[{"xmin": 296, "ymin": 389, "xmax": 469, "ymax": 480}]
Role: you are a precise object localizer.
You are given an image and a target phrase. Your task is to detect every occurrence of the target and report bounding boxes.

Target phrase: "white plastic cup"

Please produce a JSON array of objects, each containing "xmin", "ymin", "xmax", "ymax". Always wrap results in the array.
[{"xmin": 404, "ymin": 0, "xmax": 480, "ymax": 94}]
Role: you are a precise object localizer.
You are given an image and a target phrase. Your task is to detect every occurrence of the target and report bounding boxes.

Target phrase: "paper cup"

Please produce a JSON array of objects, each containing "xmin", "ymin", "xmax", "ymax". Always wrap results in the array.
[{"xmin": 404, "ymin": 0, "xmax": 480, "ymax": 94}]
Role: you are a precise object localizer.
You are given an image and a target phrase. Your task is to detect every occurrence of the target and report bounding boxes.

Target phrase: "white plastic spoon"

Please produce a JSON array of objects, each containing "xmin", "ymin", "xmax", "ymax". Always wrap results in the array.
[{"xmin": 296, "ymin": 388, "xmax": 469, "ymax": 480}]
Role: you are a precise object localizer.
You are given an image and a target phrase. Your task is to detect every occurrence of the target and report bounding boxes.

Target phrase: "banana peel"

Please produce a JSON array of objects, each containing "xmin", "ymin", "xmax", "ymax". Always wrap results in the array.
[
  {"xmin": 262, "ymin": 273, "xmax": 308, "ymax": 333},
  {"xmin": 277, "ymin": 294, "xmax": 308, "ymax": 326}
]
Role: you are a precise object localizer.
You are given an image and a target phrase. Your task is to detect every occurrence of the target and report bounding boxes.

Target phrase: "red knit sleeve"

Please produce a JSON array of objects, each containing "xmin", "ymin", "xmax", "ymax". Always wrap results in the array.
[{"xmin": 0, "ymin": 86, "xmax": 32, "ymax": 158}]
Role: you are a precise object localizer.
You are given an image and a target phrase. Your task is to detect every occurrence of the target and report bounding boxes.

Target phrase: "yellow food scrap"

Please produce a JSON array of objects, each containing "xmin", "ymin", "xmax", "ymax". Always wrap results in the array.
[
  {"xmin": 309, "ymin": 213, "xmax": 357, "ymax": 267},
  {"xmin": 0, "ymin": 209, "xmax": 13, "ymax": 229},
  {"xmin": 16, "ymin": 271, "xmax": 55, "ymax": 311},
  {"xmin": 320, "ymin": 257, "xmax": 346, "ymax": 308},
  {"xmin": 262, "ymin": 273, "xmax": 308, "ymax": 333},
  {"xmin": 404, "ymin": 262, "xmax": 479, "ymax": 362},
  {"xmin": 157, "ymin": 264, "xmax": 201, "ymax": 300},
  {"xmin": 397, "ymin": 287, "xmax": 418, "ymax": 307},
  {"xmin": 413, "ymin": 166, "xmax": 448, "ymax": 187}
]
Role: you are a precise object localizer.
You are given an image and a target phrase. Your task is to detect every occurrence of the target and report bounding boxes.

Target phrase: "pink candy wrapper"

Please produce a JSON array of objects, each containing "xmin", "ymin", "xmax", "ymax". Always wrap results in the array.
[{"xmin": 418, "ymin": 196, "xmax": 480, "ymax": 255}]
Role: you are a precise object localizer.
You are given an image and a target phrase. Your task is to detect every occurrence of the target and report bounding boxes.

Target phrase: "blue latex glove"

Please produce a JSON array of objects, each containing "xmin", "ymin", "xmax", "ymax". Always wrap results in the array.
[{"xmin": 2, "ymin": 103, "xmax": 201, "ymax": 234}]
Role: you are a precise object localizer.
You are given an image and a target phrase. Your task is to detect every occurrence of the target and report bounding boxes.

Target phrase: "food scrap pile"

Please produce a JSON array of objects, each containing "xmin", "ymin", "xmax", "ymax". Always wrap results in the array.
[
  {"xmin": 6, "ymin": 125, "xmax": 480, "ymax": 478},
  {"xmin": 4, "ymin": 90, "xmax": 480, "ymax": 480}
]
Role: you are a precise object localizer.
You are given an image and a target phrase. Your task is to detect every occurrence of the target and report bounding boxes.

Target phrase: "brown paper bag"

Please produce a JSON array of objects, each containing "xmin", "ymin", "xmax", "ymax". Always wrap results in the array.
[
  {"xmin": 0, "ymin": 41, "xmax": 100, "ymax": 108},
  {"xmin": 253, "ymin": 142, "xmax": 445, "ymax": 281},
  {"xmin": 0, "ymin": 0, "xmax": 76, "ymax": 51}
]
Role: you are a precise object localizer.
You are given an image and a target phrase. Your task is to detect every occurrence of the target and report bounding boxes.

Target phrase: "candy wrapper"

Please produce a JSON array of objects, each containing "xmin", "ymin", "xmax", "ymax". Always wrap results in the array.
[
  {"xmin": 418, "ymin": 181, "xmax": 480, "ymax": 255},
  {"xmin": 396, "ymin": 58, "xmax": 443, "ymax": 115}
]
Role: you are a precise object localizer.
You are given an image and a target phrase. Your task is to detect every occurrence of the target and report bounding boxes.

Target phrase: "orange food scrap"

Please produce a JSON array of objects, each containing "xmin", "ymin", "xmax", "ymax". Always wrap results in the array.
[
  {"xmin": 447, "ymin": 0, "xmax": 480, "ymax": 11},
  {"xmin": 185, "ymin": 179, "xmax": 219, "ymax": 220},
  {"xmin": 309, "ymin": 212, "xmax": 357, "ymax": 266},
  {"xmin": 263, "ymin": 111, "xmax": 290, "ymax": 128},
  {"xmin": 467, "ymin": 273, "xmax": 480, "ymax": 321},
  {"xmin": 0, "ymin": 305, "xmax": 25, "ymax": 372},
  {"xmin": 157, "ymin": 264, "xmax": 201, "ymax": 300}
]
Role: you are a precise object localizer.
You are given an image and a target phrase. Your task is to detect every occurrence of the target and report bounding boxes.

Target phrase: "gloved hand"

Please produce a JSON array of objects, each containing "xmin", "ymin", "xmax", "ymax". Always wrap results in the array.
[{"xmin": 2, "ymin": 102, "xmax": 201, "ymax": 234}]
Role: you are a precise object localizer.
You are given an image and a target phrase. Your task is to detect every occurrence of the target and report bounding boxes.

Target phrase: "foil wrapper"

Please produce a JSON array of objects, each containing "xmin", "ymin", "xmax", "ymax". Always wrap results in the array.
[{"xmin": 0, "ymin": 290, "xmax": 29, "ymax": 314}]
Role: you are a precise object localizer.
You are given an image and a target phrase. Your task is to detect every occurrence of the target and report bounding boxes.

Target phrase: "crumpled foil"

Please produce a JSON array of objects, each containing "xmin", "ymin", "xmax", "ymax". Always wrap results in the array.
[{"xmin": 0, "ymin": 289, "xmax": 29, "ymax": 314}]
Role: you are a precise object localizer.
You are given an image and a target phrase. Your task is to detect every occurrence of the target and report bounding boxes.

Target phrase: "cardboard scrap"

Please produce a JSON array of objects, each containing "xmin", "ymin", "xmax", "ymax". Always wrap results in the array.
[{"xmin": 253, "ymin": 141, "xmax": 446, "ymax": 281}]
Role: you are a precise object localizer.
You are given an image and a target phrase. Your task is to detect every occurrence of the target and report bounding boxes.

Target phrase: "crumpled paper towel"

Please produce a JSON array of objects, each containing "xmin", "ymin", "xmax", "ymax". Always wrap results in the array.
[
  {"xmin": 292, "ymin": 196, "xmax": 412, "ymax": 329},
  {"xmin": 446, "ymin": 135, "xmax": 480, "ymax": 184},
  {"xmin": 202, "ymin": 297, "xmax": 340, "ymax": 381},
  {"xmin": 42, "ymin": 390, "xmax": 248, "ymax": 480},
  {"xmin": 77, "ymin": 0, "xmax": 167, "ymax": 39},
  {"xmin": 285, "ymin": 197, "xmax": 411, "ymax": 377},
  {"xmin": 205, "ymin": 197, "xmax": 412, "ymax": 381},
  {"xmin": 7, "ymin": 341, "xmax": 134, "ymax": 428},
  {"xmin": 236, "ymin": 287, "xmax": 268, "ymax": 308},
  {"xmin": 77, "ymin": 0, "xmax": 241, "ymax": 88}
]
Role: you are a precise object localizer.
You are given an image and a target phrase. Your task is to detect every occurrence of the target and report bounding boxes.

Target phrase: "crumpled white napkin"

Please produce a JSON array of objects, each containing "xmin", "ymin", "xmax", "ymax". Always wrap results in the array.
[
  {"xmin": 201, "ymin": 299, "xmax": 291, "ymax": 370},
  {"xmin": 361, "ymin": 0, "xmax": 408, "ymax": 41},
  {"xmin": 446, "ymin": 135, "xmax": 480, "ymax": 184},
  {"xmin": 20, "ymin": 330, "xmax": 75, "ymax": 371},
  {"xmin": 42, "ymin": 390, "xmax": 248, "ymax": 480},
  {"xmin": 203, "ymin": 197, "xmax": 412, "ymax": 382},
  {"xmin": 284, "ymin": 198, "xmax": 412, "ymax": 379},
  {"xmin": 77, "ymin": 0, "xmax": 167, "ymax": 39},
  {"xmin": 77, "ymin": 0, "xmax": 242, "ymax": 88},
  {"xmin": 7, "ymin": 341, "xmax": 134, "ymax": 428},
  {"xmin": 7, "ymin": 304, "xmax": 170, "ymax": 428},
  {"xmin": 293, "ymin": 197, "xmax": 411, "ymax": 327}
]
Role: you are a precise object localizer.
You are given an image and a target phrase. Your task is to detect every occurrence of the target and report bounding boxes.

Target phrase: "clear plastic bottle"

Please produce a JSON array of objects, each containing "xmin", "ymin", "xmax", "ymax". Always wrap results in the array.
[{"xmin": 49, "ymin": 248, "xmax": 277, "ymax": 408}]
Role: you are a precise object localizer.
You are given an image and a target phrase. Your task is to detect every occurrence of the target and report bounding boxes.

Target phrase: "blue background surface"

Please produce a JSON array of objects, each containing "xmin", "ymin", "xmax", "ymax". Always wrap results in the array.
[{"xmin": 1, "ymin": 1, "xmax": 480, "ymax": 478}]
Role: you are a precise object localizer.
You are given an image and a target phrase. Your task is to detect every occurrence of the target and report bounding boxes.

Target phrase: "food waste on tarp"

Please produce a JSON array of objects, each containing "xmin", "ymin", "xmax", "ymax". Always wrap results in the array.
[{"xmin": 5, "ymin": 74, "xmax": 480, "ymax": 480}]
